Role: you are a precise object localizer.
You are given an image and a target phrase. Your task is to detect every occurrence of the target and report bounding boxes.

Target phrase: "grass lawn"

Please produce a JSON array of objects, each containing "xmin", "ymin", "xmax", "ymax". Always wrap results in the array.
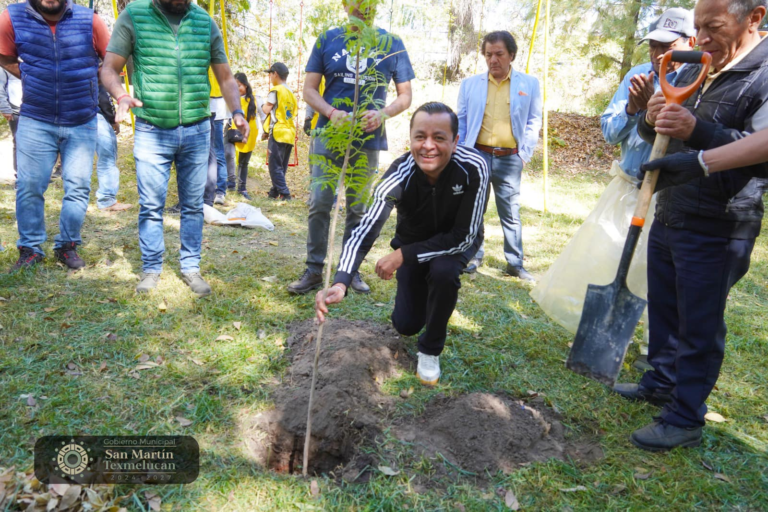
[{"xmin": 0, "ymin": 128, "xmax": 766, "ymax": 511}]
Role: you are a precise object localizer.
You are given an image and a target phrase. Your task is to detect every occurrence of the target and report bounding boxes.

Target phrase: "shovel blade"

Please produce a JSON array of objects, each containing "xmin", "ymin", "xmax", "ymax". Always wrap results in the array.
[{"xmin": 566, "ymin": 280, "xmax": 647, "ymax": 387}]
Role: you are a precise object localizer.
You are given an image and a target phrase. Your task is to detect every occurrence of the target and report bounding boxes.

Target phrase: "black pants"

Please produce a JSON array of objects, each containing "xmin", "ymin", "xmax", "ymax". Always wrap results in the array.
[
  {"xmin": 267, "ymin": 134, "xmax": 293, "ymax": 195},
  {"xmin": 237, "ymin": 151, "xmax": 252, "ymax": 192},
  {"xmin": 640, "ymin": 220, "xmax": 754, "ymax": 428},
  {"xmin": 9, "ymin": 113, "xmax": 19, "ymax": 175},
  {"xmin": 391, "ymin": 254, "xmax": 467, "ymax": 356}
]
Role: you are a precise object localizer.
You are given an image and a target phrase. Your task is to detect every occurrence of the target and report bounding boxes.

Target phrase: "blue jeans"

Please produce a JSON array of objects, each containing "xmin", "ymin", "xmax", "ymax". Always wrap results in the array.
[
  {"xmin": 475, "ymin": 152, "xmax": 524, "ymax": 268},
  {"xmin": 134, "ymin": 117, "xmax": 210, "ymax": 273},
  {"xmin": 95, "ymin": 113, "xmax": 120, "ymax": 209},
  {"xmin": 15, "ymin": 115, "xmax": 97, "ymax": 254},
  {"xmin": 213, "ymin": 119, "xmax": 227, "ymax": 194},
  {"xmin": 306, "ymin": 137, "xmax": 378, "ymax": 273},
  {"xmin": 640, "ymin": 221, "xmax": 754, "ymax": 428}
]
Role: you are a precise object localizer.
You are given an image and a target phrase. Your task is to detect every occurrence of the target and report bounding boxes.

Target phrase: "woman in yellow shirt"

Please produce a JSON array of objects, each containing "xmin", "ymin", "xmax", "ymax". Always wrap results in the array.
[{"xmin": 232, "ymin": 73, "xmax": 259, "ymax": 200}]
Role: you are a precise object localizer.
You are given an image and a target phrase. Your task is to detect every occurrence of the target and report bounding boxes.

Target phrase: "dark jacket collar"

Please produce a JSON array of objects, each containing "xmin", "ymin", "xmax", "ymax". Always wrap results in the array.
[{"xmin": 728, "ymin": 35, "xmax": 768, "ymax": 72}]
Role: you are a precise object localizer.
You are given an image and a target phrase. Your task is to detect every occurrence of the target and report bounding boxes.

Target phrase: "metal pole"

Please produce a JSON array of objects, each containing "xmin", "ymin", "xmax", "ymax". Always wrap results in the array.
[{"xmin": 525, "ymin": 0, "xmax": 543, "ymax": 74}]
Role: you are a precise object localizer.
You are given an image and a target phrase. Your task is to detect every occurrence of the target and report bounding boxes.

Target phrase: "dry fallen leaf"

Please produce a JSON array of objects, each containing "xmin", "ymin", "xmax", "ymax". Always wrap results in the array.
[
  {"xmin": 399, "ymin": 387, "xmax": 414, "ymax": 399},
  {"xmin": 59, "ymin": 485, "xmax": 82, "ymax": 509},
  {"xmin": 378, "ymin": 465, "xmax": 400, "ymax": 476},
  {"xmin": 138, "ymin": 354, "xmax": 150, "ymax": 363},
  {"xmin": 702, "ymin": 460, "xmax": 714, "ymax": 471},
  {"xmin": 43, "ymin": 307, "xmax": 58, "ymax": 313},
  {"xmin": 99, "ymin": 362, "xmax": 108, "ymax": 372},
  {"xmin": 26, "ymin": 396, "xmax": 37, "ymax": 407},
  {"xmin": 261, "ymin": 276, "xmax": 278, "ymax": 283},
  {"xmin": 134, "ymin": 362, "xmax": 160, "ymax": 371},
  {"xmin": 504, "ymin": 489, "xmax": 520, "ymax": 510},
  {"xmin": 634, "ymin": 471, "xmax": 652, "ymax": 480},
  {"xmin": 704, "ymin": 412, "xmax": 726, "ymax": 423},
  {"xmin": 175, "ymin": 416, "xmax": 193, "ymax": 427},
  {"xmin": 714, "ymin": 473, "xmax": 731, "ymax": 483},
  {"xmin": 216, "ymin": 335, "xmax": 234, "ymax": 342},
  {"xmin": 310, "ymin": 479, "xmax": 320, "ymax": 498},
  {"xmin": 374, "ymin": 303, "xmax": 385, "ymax": 307},
  {"xmin": 559, "ymin": 486, "xmax": 588, "ymax": 492},
  {"xmin": 763, "ymin": 415, "xmax": 768, "ymax": 423},
  {"xmin": 610, "ymin": 484, "xmax": 626, "ymax": 495},
  {"xmin": 268, "ymin": 241, "xmax": 279, "ymax": 246},
  {"xmin": 233, "ymin": 321, "xmax": 242, "ymax": 330},
  {"xmin": 48, "ymin": 483, "xmax": 70, "ymax": 497},
  {"xmin": 190, "ymin": 358, "xmax": 204, "ymax": 366},
  {"xmin": 158, "ymin": 300, "xmax": 167, "ymax": 313},
  {"xmin": 67, "ymin": 362, "xmax": 78, "ymax": 370},
  {"xmin": 146, "ymin": 493, "xmax": 161, "ymax": 511}
]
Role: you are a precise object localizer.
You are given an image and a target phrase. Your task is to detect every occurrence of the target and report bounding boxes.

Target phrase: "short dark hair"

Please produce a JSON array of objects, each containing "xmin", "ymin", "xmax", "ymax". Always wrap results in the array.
[
  {"xmin": 481, "ymin": 31, "xmax": 518, "ymax": 59},
  {"xmin": 409, "ymin": 102, "xmax": 459, "ymax": 138}
]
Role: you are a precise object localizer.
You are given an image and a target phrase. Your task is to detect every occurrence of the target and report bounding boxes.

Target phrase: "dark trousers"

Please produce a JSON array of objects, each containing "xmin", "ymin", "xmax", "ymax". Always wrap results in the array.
[
  {"xmin": 9, "ymin": 113, "xmax": 19, "ymax": 174},
  {"xmin": 237, "ymin": 151, "xmax": 252, "ymax": 192},
  {"xmin": 391, "ymin": 254, "xmax": 467, "ymax": 356},
  {"xmin": 640, "ymin": 220, "xmax": 754, "ymax": 428},
  {"xmin": 267, "ymin": 134, "xmax": 293, "ymax": 195}
]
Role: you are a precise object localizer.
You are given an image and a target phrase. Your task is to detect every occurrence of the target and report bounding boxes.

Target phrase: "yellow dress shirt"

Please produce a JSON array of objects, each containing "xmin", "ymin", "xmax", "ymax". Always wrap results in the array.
[{"xmin": 477, "ymin": 67, "xmax": 516, "ymax": 149}]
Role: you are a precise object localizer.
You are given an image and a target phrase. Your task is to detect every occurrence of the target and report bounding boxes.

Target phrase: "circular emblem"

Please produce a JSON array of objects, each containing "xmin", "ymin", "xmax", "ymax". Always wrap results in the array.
[{"xmin": 55, "ymin": 440, "xmax": 90, "ymax": 477}]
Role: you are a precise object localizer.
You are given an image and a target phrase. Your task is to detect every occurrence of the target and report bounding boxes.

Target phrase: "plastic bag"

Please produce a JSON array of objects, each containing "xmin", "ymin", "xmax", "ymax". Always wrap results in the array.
[
  {"xmin": 530, "ymin": 161, "xmax": 655, "ymax": 334},
  {"xmin": 203, "ymin": 203, "xmax": 275, "ymax": 231}
]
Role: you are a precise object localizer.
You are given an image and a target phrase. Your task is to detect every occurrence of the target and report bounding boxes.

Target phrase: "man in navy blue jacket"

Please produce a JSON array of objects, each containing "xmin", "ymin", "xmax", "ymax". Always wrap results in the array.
[{"xmin": 315, "ymin": 102, "xmax": 489, "ymax": 387}]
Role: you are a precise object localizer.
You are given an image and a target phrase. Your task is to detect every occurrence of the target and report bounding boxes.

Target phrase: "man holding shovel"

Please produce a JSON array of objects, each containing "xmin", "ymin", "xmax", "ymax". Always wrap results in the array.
[
  {"xmin": 315, "ymin": 102, "xmax": 489, "ymax": 387},
  {"xmin": 614, "ymin": 0, "xmax": 768, "ymax": 451}
]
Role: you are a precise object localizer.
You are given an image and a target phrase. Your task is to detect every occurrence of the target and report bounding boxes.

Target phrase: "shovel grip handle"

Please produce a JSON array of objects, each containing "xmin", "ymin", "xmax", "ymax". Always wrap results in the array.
[{"xmin": 659, "ymin": 51, "xmax": 712, "ymax": 105}]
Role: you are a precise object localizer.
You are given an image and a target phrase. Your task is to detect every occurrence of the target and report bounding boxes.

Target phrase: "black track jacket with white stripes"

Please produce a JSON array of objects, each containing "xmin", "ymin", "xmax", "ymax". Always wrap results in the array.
[{"xmin": 333, "ymin": 145, "xmax": 490, "ymax": 288}]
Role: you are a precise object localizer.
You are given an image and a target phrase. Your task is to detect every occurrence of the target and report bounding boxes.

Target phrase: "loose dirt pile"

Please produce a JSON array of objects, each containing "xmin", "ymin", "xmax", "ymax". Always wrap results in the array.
[{"xmin": 242, "ymin": 319, "xmax": 601, "ymax": 479}]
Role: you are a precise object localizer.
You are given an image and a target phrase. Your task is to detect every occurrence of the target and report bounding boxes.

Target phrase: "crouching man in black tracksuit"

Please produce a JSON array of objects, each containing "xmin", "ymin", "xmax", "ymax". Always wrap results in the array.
[{"xmin": 315, "ymin": 102, "xmax": 490, "ymax": 386}]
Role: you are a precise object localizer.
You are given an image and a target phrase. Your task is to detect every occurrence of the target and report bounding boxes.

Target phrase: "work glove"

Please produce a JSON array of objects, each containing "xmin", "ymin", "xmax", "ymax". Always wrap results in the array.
[
  {"xmin": 637, "ymin": 152, "xmax": 706, "ymax": 192},
  {"xmin": 303, "ymin": 118, "xmax": 313, "ymax": 136}
]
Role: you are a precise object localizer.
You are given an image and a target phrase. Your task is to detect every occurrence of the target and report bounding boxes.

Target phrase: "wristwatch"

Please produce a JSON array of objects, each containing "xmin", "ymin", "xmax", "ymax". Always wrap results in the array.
[{"xmin": 232, "ymin": 108, "xmax": 245, "ymax": 118}]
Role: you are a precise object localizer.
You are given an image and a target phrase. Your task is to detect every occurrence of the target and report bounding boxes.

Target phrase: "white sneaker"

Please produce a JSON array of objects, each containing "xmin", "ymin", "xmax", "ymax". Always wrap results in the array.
[
  {"xmin": 416, "ymin": 352, "xmax": 440, "ymax": 386},
  {"xmin": 214, "ymin": 192, "xmax": 225, "ymax": 205}
]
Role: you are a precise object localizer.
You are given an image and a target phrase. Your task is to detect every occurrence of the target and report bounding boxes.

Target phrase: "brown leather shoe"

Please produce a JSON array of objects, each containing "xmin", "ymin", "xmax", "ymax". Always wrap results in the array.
[{"xmin": 101, "ymin": 202, "xmax": 133, "ymax": 212}]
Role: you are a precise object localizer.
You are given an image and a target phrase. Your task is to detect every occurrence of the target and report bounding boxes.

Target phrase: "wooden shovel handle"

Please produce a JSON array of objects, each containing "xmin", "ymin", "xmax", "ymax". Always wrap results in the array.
[{"xmin": 631, "ymin": 134, "xmax": 670, "ymax": 226}]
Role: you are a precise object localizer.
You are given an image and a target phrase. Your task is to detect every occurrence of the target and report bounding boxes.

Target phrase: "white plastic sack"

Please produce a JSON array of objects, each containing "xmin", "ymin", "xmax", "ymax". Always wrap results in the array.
[
  {"xmin": 203, "ymin": 203, "xmax": 275, "ymax": 231},
  {"xmin": 530, "ymin": 161, "xmax": 655, "ymax": 334}
]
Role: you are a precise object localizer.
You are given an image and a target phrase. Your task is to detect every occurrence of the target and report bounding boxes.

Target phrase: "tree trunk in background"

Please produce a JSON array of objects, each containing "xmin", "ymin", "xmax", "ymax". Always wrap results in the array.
[
  {"xmin": 447, "ymin": 0, "xmax": 476, "ymax": 80},
  {"xmin": 618, "ymin": 0, "xmax": 642, "ymax": 80}
]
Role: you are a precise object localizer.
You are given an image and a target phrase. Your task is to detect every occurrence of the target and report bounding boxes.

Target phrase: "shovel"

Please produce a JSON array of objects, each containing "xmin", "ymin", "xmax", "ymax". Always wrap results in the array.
[{"xmin": 566, "ymin": 50, "xmax": 712, "ymax": 387}]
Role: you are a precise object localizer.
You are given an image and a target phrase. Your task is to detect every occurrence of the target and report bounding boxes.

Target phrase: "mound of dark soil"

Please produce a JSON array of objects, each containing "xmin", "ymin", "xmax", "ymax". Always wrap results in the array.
[
  {"xmin": 394, "ymin": 393, "xmax": 603, "ymax": 476},
  {"xmin": 242, "ymin": 319, "xmax": 602, "ymax": 479}
]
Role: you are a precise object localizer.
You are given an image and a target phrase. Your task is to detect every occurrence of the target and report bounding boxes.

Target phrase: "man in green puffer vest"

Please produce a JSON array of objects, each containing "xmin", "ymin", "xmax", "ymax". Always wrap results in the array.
[{"xmin": 101, "ymin": 0, "xmax": 247, "ymax": 297}]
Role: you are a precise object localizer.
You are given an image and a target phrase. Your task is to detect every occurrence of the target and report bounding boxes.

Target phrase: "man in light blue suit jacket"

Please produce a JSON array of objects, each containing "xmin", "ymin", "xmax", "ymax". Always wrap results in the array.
[{"xmin": 457, "ymin": 31, "xmax": 542, "ymax": 281}]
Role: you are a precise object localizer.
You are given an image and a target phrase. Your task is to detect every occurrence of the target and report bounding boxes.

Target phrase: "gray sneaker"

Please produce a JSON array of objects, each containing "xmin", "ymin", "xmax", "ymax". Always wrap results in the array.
[
  {"xmin": 136, "ymin": 272, "xmax": 160, "ymax": 293},
  {"xmin": 182, "ymin": 272, "xmax": 212, "ymax": 297},
  {"xmin": 214, "ymin": 192, "xmax": 225, "ymax": 205}
]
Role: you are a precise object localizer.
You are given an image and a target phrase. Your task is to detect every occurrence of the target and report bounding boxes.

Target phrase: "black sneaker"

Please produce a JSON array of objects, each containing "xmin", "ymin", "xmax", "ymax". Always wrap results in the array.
[
  {"xmin": 287, "ymin": 269, "xmax": 323, "ymax": 295},
  {"xmin": 10, "ymin": 246, "xmax": 43, "ymax": 272},
  {"xmin": 350, "ymin": 272, "xmax": 370, "ymax": 294},
  {"xmin": 54, "ymin": 242, "xmax": 85, "ymax": 270},
  {"xmin": 267, "ymin": 188, "xmax": 280, "ymax": 199},
  {"xmin": 278, "ymin": 193, "xmax": 292, "ymax": 201},
  {"xmin": 165, "ymin": 203, "xmax": 181, "ymax": 215},
  {"xmin": 239, "ymin": 190, "xmax": 252, "ymax": 200}
]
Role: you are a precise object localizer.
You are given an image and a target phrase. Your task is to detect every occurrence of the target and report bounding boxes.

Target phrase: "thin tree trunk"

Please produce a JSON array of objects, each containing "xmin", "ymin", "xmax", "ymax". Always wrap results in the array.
[
  {"xmin": 302, "ymin": 45, "xmax": 364, "ymax": 478},
  {"xmin": 618, "ymin": 0, "xmax": 642, "ymax": 81}
]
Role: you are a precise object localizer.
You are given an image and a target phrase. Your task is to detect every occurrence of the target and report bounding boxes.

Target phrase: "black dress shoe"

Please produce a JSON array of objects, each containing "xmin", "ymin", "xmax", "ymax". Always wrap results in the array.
[
  {"xmin": 613, "ymin": 383, "xmax": 672, "ymax": 407},
  {"xmin": 350, "ymin": 272, "xmax": 370, "ymax": 294},
  {"xmin": 506, "ymin": 264, "xmax": 535, "ymax": 282},
  {"xmin": 462, "ymin": 257, "xmax": 482, "ymax": 274},
  {"xmin": 630, "ymin": 419, "xmax": 702, "ymax": 452}
]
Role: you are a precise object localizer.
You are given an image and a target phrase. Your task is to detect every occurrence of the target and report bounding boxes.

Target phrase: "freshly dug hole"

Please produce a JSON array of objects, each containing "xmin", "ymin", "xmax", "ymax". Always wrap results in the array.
[
  {"xmin": 242, "ymin": 319, "xmax": 602, "ymax": 479},
  {"xmin": 242, "ymin": 319, "xmax": 414, "ymax": 476},
  {"xmin": 394, "ymin": 393, "xmax": 603, "ymax": 476}
]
